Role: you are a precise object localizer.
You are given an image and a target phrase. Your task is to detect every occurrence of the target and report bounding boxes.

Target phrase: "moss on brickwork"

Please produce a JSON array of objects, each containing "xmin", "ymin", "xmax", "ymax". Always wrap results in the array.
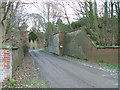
[
  {"xmin": 2, "ymin": 43, "xmax": 18, "ymax": 50},
  {"xmin": 64, "ymin": 30, "xmax": 87, "ymax": 60},
  {"xmin": 64, "ymin": 30, "xmax": 118, "ymax": 64},
  {"xmin": 49, "ymin": 30, "xmax": 118, "ymax": 64},
  {"xmin": 2, "ymin": 43, "xmax": 12, "ymax": 49}
]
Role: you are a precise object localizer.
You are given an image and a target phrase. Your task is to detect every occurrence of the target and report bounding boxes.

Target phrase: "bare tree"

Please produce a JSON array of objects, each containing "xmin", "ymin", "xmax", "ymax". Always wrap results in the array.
[{"xmin": 0, "ymin": 0, "xmax": 20, "ymax": 45}]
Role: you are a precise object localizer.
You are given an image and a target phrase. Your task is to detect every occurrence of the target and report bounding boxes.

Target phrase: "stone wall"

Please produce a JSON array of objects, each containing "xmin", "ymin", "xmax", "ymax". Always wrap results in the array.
[
  {"xmin": 48, "ymin": 34, "xmax": 60, "ymax": 55},
  {"xmin": 48, "ymin": 33, "xmax": 65, "ymax": 55}
]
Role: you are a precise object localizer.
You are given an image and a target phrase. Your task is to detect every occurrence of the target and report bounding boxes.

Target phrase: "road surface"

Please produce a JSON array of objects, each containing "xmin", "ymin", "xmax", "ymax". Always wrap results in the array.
[{"xmin": 30, "ymin": 50, "xmax": 118, "ymax": 88}]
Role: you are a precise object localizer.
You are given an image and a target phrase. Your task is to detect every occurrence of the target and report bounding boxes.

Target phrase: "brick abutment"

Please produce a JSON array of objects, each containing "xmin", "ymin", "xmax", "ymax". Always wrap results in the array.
[{"xmin": 0, "ymin": 50, "xmax": 12, "ymax": 83}]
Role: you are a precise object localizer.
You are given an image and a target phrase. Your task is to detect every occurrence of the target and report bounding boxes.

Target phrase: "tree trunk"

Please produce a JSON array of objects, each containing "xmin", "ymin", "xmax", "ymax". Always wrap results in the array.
[
  {"xmin": 62, "ymin": 2, "xmax": 73, "ymax": 31},
  {"xmin": 0, "ymin": 1, "xmax": 4, "ymax": 48},
  {"xmin": 103, "ymin": 1, "xmax": 108, "ymax": 45},
  {"xmin": 93, "ymin": 0, "xmax": 100, "ymax": 45},
  {"xmin": 88, "ymin": 1, "xmax": 94, "ymax": 29},
  {"xmin": 111, "ymin": 1, "xmax": 113, "ymax": 18},
  {"xmin": 111, "ymin": 0, "xmax": 115, "ymax": 45},
  {"xmin": 118, "ymin": 6, "xmax": 120, "ymax": 46}
]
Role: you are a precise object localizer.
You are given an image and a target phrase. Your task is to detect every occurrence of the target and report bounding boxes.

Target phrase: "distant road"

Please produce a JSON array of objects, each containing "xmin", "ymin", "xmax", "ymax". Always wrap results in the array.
[{"xmin": 30, "ymin": 50, "xmax": 118, "ymax": 88}]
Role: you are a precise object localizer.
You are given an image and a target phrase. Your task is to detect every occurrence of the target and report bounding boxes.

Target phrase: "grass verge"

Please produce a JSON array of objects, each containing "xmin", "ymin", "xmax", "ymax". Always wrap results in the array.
[{"xmin": 97, "ymin": 62, "xmax": 120, "ymax": 71}]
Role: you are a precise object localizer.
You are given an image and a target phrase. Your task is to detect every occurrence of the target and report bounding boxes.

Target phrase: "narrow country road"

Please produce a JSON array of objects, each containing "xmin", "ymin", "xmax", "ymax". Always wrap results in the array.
[{"xmin": 29, "ymin": 50, "xmax": 118, "ymax": 88}]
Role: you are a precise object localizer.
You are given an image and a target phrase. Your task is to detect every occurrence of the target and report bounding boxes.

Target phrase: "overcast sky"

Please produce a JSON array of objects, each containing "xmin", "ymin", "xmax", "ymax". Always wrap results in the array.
[
  {"xmin": 20, "ymin": 0, "xmax": 109, "ymax": 19},
  {"xmin": 19, "ymin": 0, "xmax": 119, "ymax": 30},
  {"xmin": 20, "ymin": 0, "xmax": 78, "ymax": 30},
  {"xmin": 20, "ymin": 0, "xmax": 76, "ymax": 20}
]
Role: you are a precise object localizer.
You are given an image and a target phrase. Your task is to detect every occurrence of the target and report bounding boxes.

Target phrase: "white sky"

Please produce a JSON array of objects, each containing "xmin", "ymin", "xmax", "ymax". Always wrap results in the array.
[
  {"xmin": 20, "ymin": 0, "xmax": 110, "ymax": 20},
  {"xmin": 20, "ymin": 0, "xmax": 76, "ymax": 20},
  {"xmin": 20, "ymin": 0, "xmax": 78, "ymax": 30},
  {"xmin": 19, "ymin": 0, "xmax": 119, "ymax": 31}
]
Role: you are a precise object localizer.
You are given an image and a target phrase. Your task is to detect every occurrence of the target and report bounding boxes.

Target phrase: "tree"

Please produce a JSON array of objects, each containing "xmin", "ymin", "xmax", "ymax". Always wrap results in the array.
[
  {"xmin": 0, "ymin": 0, "xmax": 20, "ymax": 48},
  {"xmin": 29, "ymin": 31, "xmax": 38, "ymax": 42}
]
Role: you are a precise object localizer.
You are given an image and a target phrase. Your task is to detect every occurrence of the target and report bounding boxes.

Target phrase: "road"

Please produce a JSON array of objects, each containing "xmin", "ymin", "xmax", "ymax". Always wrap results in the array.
[{"xmin": 29, "ymin": 50, "xmax": 118, "ymax": 88}]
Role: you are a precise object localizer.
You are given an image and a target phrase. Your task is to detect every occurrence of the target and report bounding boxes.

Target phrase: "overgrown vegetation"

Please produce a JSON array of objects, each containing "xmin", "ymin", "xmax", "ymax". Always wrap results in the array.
[
  {"xmin": 44, "ymin": 1, "xmax": 119, "ymax": 46},
  {"xmin": 79, "ymin": 17, "xmax": 118, "ymax": 46}
]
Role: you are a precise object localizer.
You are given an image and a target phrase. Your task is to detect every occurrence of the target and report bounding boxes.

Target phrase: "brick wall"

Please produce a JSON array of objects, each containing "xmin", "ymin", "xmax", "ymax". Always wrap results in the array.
[
  {"xmin": 64, "ymin": 30, "xmax": 118, "ymax": 64},
  {"xmin": 48, "ymin": 30, "xmax": 118, "ymax": 64},
  {"xmin": 0, "ymin": 50, "xmax": 11, "ymax": 82}
]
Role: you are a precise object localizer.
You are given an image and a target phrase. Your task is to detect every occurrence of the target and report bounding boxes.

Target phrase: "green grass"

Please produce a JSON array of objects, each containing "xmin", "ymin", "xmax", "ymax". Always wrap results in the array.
[{"xmin": 97, "ymin": 62, "xmax": 120, "ymax": 71}]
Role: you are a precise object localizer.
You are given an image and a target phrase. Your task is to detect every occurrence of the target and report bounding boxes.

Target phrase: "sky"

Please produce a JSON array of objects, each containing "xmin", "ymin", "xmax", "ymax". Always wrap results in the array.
[
  {"xmin": 20, "ymin": 0, "xmax": 78, "ymax": 30},
  {"xmin": 20, "ymin": 0, "xmax": 76, "ymax": 20},
  {"xmin": 19, "ymin": 0, "xmax": 119, "ymax": 31},
  {"xmin": 20, "ymin": 0, "xmax": 110, "ymax": 20}
]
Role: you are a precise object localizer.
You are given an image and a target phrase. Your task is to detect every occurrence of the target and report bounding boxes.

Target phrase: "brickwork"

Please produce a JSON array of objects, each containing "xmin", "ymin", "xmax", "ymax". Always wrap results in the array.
[
  {"xmin": 0, "ymin": 50, "xmax": 11, "ymax": 82},
  {"xmin": 48, "ymin": 30, "xmax": 118, "ymax": 64},
  {"xmin": 64, "ymin": 30, "xmax": 118, "ymax": 64}
]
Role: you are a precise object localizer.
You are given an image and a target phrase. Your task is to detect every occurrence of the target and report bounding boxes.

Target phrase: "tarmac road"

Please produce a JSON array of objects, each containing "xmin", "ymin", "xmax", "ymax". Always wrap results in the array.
[{"xmin": 29, "ymin": 50, "xmax": 118, "ymax": 88}]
